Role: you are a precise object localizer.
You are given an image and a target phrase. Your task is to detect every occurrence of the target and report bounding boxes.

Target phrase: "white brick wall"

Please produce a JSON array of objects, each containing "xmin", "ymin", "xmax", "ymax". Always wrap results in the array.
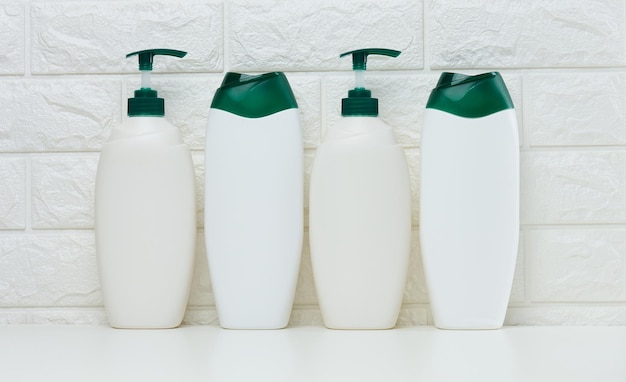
[{"xmin": 1, "ymin": 0, "xmax": 625, "ymax": 326}]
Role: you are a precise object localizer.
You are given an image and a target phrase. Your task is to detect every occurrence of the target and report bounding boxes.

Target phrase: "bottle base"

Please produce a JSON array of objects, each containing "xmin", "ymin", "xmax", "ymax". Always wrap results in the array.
[
  {"xmin": 218, "ymin": 321, "xmax": 289, "ymax": 330},
  {"xmin": 219, "ymin": 324, "xmax": 289, "ymax": 330},
  {"xmin": 324, "ymin": 324, "xmax": 396, "ymax": 330},
  {"xmin": 321, "ymin": 316, "xmax": 398, "ymax": 330},
  {"xmin": 108, "ymin": 322, "xmax": 182, "ymax": 330},
  {"xmin": 433, "ymin": 320, "xmax": 504, "ymax": 330}
]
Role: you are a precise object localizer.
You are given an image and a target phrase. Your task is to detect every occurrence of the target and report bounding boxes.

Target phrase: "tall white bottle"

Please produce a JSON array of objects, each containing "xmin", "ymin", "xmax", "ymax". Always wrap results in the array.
[
  {"xmin": 205, "ymin": 72, "xmax": 303, "ymax": 329},
  {"xmin": 95, "ymin": 49, "xmax": 196, "ymax": 329},
  {"xmin": 309, "ymin": 49, "xmax": 411, "ymax": 329},
  {"xmin": 420, "ymin": 72, "xmax": 519, "ymax": 329}
]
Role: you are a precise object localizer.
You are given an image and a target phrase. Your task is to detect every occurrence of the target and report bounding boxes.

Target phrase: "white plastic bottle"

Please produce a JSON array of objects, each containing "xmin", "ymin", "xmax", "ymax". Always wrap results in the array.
[
  {"xmin": 309, "ymin": 49, "xmax": 411, "ymax": 329},
  {"xmin": 95, "ymin": 49, "xmax": 196, "ymax": 329},
  {"xmin": 420, "ymin": 72, "xmax": 519, "ymax": 329},
  {"xmin": 205, "ymin": 72, "xmax": 303, "ymax": 329}
]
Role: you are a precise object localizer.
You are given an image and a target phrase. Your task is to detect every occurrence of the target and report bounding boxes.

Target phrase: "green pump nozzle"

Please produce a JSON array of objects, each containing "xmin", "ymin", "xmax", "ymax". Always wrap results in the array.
[
  {"xmin": 339, "ymin": 48, "xmax": 401, "ymax": 117},
  {"xmin": 126, "ymin": 49, "xmax": 187, "ymax": 117}
]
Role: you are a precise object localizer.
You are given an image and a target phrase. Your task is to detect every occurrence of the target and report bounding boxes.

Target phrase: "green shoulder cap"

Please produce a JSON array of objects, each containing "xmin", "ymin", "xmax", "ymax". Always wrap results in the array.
[
  {"xmin": 211, "ymin": 72, "xmax": 298, "ymax": 118},
  {"xmin": 426, "ymin": 72, "xmax": 514, "ymax": 118}
]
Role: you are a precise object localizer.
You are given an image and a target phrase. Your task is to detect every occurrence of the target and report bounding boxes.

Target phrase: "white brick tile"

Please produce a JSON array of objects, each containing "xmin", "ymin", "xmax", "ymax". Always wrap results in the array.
[
  {"xmin": 521, "ymin": 151, "xmax": 626, "ymax": 224},
  {"xmin": 0, "ymin": 4, "xmax": 24, "ymax": 74},
  {"xmin": 405, "ymin": 149, "xmax": 420, "ymax": 227},
  {"xmin": 294, "ymin": 232, "xmax": 316, "ymax": 305},
  {"xmin": 183, "ymin": 307, "xmax": 220, "ymax": 326},
  {"xmin": 31, "ymin": 2, "xmax": 223, "ymax": 74},
  {"xmin": 528, "ymin": 73, "xmax": 626, "ymax": 146},
  {"xmin": 396, "ymin": 307, "xmax": 429, "ymax": 326},
  {"xmin": 528, "ymin": 229, "xmax": 626, "ymax": 302},
  {"xmin": 430, "ymin": 0, "xmax": 626, "ymax": 68},
  {"xmin": 0, "ymin": 158, "xmax": 26, "ymax": 229},
  {"xmin": 505, "ymin": 306, "xmax": 626, "ymax": 326},
  {"xmin": 288, "ymin": 308, "xmax": 323, "ymax": 327},
  {"xmin": 188, "ymin": 234, "xmax": 213, "ymax": 306},
  {"xmin": 303, "ymin": 150, "xmax": 315, "ymax": 228},
  {"xmin": 0, "ymin": 233, "xmax": 101, "ymax": 307},
  {"xmin": 0, "ymin": 80, "xmax": 121, "ymax": 152},
  {"xmin": 229, "ymin": 0, "xmax": 423, "ymax": 71},
  {"xmin": 404, "ymin": 230, "xmax": 428, "ymax": 304},
  {"xmin": 30, "ymin": 308, "xmax": 108, "ymax": 325},
  {"xmin": 192, "ymin": 152, "xmax": 205, "ymax": 229},
  {"xmin": 0, "ymin": 310, "xmax": 28, "ymax": 324},
  {"xmin": 31, "ymin": 156, "xmax": 97, "ymax": 229},
  {"xmin": 326, "ymin": 75, "xmax": 433, "ymax": 148}
]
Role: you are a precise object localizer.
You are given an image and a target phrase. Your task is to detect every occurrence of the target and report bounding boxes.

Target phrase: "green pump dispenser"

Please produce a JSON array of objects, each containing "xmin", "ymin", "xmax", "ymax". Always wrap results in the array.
[
  {"xmin": 126, "ymin": 49, "xmax": 187, "ymax": 117},
  {"xmin": 339, "ymin": 48, "xmax": 401, "ymax": 117}
]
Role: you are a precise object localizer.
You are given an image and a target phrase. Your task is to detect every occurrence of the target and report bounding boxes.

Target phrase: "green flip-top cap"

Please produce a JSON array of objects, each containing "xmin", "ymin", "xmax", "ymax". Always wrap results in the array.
[
  {"xmin": 126, "ymin": 49, "xmax": 187, "ymax": 117},
  {"xmin": 426, "ymin": 72, "xmax": 514, "ymax": 118},
  {"xmin": 339, "ymin": 48, "xmax": 401, "ymax": 117},
  {"xmin": 210, "ymin": 72, "xmax": 298, "ymax": 118}
]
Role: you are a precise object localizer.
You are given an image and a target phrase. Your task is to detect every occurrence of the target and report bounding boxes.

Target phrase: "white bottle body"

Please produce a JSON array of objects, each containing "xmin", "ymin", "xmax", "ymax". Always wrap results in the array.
[
  {"xmin": 95, "ymin": 117, "xmax": 196, "ymax": 329},
  {"xmin": 420, "ymin": 109, "xmax": 519, "ymax": 329},
  {"xmin": 204, "ymin": 109, "xmax": 303, "ymax": 329},
  {"xmin": 309, "ymin": 117, "xmax": 411, "ymax": 329}
]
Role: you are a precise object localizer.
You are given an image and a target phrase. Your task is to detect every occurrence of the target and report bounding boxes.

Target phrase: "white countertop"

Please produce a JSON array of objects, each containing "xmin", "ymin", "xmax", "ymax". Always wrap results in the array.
[{"xmin": 1, "ymin": 325, "xmax": 625, "ymax": 382}]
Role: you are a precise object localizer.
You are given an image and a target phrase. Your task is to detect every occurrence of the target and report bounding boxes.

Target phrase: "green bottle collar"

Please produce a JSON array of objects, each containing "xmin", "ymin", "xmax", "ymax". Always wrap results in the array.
[
  {"xmin": 426, "ymin": 72, "xmax": 514, "ymax": 118},
  {"xmin": 211, "ymin": 72, "xmax": 298, "ymax": 118}
]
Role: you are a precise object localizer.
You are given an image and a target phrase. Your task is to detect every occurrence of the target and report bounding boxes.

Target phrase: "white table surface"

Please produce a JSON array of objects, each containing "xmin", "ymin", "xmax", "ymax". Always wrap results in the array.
[{"xmin": 1, "ymin": 325, "xmax": 625, "ymax": 382}]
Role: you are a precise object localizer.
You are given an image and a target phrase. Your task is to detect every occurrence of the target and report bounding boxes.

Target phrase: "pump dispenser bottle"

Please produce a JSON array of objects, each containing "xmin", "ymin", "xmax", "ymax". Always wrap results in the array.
[
  {"xmin": 420, "ymin": 72, "xmax": 519, "ymax": 329},
  {"xmin": 309, "ymin": 49, "xmax": 411, "ymax": 329},
  {"xmin": 95, "ymin": 49, "xmax": 196, "ymax": 329},
  {"xmin": 205, "ymin": 72, "xmax": 303, "ymax": 329}
]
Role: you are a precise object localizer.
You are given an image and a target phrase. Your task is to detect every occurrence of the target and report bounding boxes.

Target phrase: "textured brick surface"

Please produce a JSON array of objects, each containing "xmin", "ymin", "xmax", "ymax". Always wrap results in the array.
[
  {"xmin": 1, "ymin": 0, "xmax": 626, "ymax": 326},
  {"xmin": 31, "ymin": 156, "xmax": 98, "ymax": 229},
  {"xmin": 528, "ymin": 73, "xmax": 626, "ymax": 146},
  {"xmin": 521, "ymin": 151, "xmax": 626, "ymax": 224},
  {"xmin": 0, "ymin": 233, "xmax": 100, "ymax": 307},
  {"xmin": 0, "ymin": 159, "xmax": 26, "ymax": 229},
  {"xmin": 188, "ymin": 235, "xmax": 213, "ymax": 306},
  {"xmin": 529, "ymin": 229, "xmax": 626, "ymax": 302},
  {"xmin": 505, "ymin": 306, "xmax": 626, "ymax": 326},
  {"xmin": 30, "ymin": 309, "xmax": 108, "ymax": 325},
  {"xmin": 0, "ymin": 80, "xmax": 121, "ymax": 152},
  {"xmin": 294, "ymin": 233, "xmax": 317, "ymax": 305},
  {"xmin": 0, "ymin": 310, "xmax": 28, "ymax": 324},
  {"xmin": 404, "ymin": 231, "xmax": 428, "ymax": 304},
  {"xmin": 31, "ymin": 2, "xmax": 223, "ymax": 74},
  {"xmin": 430, "ymin": 0, "xmax": 626, "ymax": 68},
  {"xmin": 0, "ymin": 4, "xmax": 24, "ymax": 74},
  {"xmin": 303, "ymin": 151, "xmax": 315, "ymax": 228},
  {"xmin": 230, "ymin": 0, "xmax": 423, "ymax": 71},
  {"xmin": 406, "ymin": 149, "xmax": 420, "ymax": 227},
  {"xmin": 192, "ymin": 152, "xmax": 205, "ymax": 228}
]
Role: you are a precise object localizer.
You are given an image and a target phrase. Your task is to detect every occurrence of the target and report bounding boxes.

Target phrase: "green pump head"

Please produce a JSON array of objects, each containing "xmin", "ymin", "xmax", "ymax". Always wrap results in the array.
[
  {"xmin": 126, "ymin": 49, "xmax": 187, "ymax": 117},
  {"xmin": 339, "ymin": 48, "xmax": 401, "ymax": 117}
]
